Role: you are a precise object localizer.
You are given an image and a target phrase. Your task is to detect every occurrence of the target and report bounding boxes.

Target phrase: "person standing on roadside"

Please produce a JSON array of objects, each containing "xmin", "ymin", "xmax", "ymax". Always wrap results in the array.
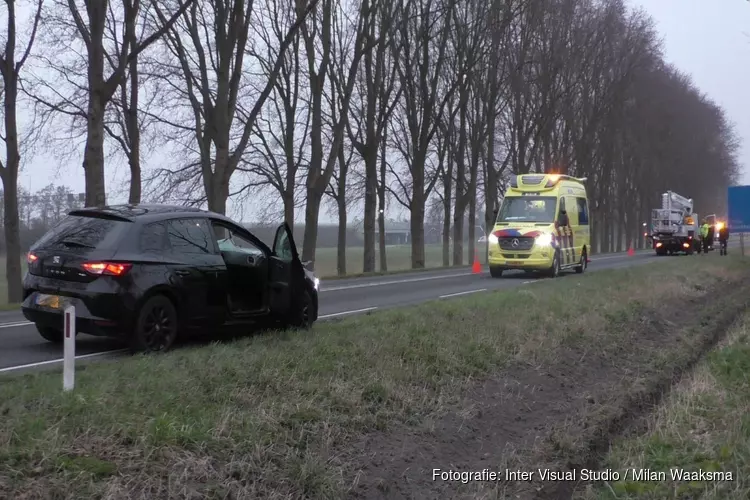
[
  {"xmin": 700, "ymin": 220, "xmax": 710, "ymax": 254},
  {"xmin": 718, "ymin": 223, "xmax": 729, "ymax": 255}
]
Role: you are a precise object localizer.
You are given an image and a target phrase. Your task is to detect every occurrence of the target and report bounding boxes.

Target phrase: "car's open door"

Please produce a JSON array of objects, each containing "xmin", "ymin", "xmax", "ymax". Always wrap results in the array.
[{"xmin": 269, "ymin": 222, "xmax": 305, "ymax": 318}]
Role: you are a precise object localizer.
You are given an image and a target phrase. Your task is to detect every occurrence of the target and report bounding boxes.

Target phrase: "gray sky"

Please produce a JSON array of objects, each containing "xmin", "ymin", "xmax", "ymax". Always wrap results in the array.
[
  {"xmin": 17, "ymin": 0, "xmax": 750, "ymax": 220},
  {"xmin": 629, "ymin": 0, "xmax": 750, "ymax": 184}
]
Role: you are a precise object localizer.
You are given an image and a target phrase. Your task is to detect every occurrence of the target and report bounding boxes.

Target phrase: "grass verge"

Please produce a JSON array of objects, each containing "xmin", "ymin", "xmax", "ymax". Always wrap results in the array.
[
  {"xmin": 578, "ymin": 312, "xmax": 750, "ymax": 500},
  {"xmin": 1, "ymin": 256, "xmax": 748, "ymax": 499}
]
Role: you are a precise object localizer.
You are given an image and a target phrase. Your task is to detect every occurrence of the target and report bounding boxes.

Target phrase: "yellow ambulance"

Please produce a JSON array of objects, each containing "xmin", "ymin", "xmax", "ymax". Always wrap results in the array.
[{"xmin": 487, "ymin": 173, "xmax": 590, "ymax": 278}]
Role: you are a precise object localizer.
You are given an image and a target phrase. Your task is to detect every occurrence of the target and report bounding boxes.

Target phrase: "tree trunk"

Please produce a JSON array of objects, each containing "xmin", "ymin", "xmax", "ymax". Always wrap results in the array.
[
  {"xmin": 362, "ymin": 148, "xmax": 377, "ymax": 273},
  {"xmin": 336, "ymin": 148, "xmax": 347, "ymax": 276},
  {"xmin": 378, "ymin": 135, "xmax": 387, "ymax": 271},
  {"xmin": 442, "ymin": 188, "xmax": 451, "ymax": 266},
  {"xmin": 3, "ymin": 182, "xmax": 22, "ymax": 303},
  {"xmin": 1, "ymin": 73, "xmax": 22, "ymax": 303},
  {"xmin": 410, "ymin": 200, "xmax": 426, "ymax": 268},
  {"xmin": 205, "ymin": 149, "xmax": 231, "ymax": 214},
  {"xmin": 127, "ymin": 19, "xmax": 141, "ymax": 204},
  {"xmin": 283, "ymin": 187, "xmax": 295, "ymax": 226},
  {"xmin": 302, "ymin": 188, "xmax": 322, "ymax": 270},
  {"xmin": 83, "ymin": 93, "xmax": 107, "ymax": 206}
]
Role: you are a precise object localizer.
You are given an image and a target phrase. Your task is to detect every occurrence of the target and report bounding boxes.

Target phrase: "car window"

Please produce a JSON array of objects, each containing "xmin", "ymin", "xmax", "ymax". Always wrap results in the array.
[
  {"xmin": 212, "ymin": 222, "xmax": 264, "ymax": 257},
  {"xmin": 275, "ymin": 228, "xmax": 293, "ymax": 262},
  {"xmin": 577, "ymin": 197, "xmax": 589, "ymax": 225},
  {"xmin": 31, "ymin": 215, "xmax": 129, "ymax": 252},
  {"xmin": 166, "ymin": 218, "xmax": 213, "ymax": 255},
  {"xmin": 139, "ymin": 222, "xmax": 168, "ymax": 254}
]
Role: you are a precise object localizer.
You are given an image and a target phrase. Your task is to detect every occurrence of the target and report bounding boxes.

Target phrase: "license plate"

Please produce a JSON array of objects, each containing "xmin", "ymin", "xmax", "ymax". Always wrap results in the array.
[
  {"xmin": 506, "ymin": 261, "xmax": 522, "ymax": 266},
  {"xmin": 36, "ymin": 294, "xmax": 62, "ymax": 309}
]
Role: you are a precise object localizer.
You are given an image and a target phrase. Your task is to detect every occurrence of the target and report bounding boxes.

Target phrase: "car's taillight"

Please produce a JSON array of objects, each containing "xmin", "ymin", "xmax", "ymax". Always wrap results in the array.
[
  {"xmin": 81, "ymin": 262, "xmax": 132, "ymax": 276},
  {"xmin": 27, "ymin": 252, "xmax": 38, "ymax": 264}
]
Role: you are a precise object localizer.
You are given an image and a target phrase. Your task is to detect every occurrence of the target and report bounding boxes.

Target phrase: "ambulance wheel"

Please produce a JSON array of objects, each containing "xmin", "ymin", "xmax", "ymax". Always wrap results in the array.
[
  {"xmin": 489, "ymin": 266, "xmax": 503, "ymax": 278},
  {"xmin": 548, "ymin": 251, "xmax": 561, "ymax": 278},
  {"xmin": 575, "ymin": 248, "xmax": 587, "ymax": 274}
]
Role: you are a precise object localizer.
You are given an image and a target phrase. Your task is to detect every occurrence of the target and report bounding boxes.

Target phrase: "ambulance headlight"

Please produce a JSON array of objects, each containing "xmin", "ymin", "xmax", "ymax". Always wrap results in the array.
[
  {"xmin": 488, "ymin": 233, "xmax": 499, "ymax": 245},
  {"xmin": 535, "ymin": 233, "xmax": 553, "ymax": 246}
]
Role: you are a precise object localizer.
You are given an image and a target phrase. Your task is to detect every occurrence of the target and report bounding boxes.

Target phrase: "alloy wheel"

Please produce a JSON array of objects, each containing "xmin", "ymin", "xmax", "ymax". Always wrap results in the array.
[{"xmin": 142, "ymin": 305, "xmax": 175, "ymax": 351}]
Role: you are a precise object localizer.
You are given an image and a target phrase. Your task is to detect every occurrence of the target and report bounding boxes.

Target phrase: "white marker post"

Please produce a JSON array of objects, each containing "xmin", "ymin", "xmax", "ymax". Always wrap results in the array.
[{"xmin": 63, "ymin": 305, "xmax": 76, "ymax": 391}]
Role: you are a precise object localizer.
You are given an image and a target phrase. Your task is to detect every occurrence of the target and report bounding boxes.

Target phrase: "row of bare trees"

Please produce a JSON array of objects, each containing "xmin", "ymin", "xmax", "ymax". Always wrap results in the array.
[{"xmin": 0, "ymin": 0, "xmax": 741, "ymax": 300}]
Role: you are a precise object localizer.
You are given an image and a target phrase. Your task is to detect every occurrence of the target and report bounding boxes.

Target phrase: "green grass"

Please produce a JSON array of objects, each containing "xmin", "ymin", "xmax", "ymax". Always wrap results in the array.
[
  {"xmin": 579, "ymin": 312, "xmax": 750, "ymax": 500},
  {"xmin": 1, "ymin": 256, "xmax": 748, "ymax": 498}
]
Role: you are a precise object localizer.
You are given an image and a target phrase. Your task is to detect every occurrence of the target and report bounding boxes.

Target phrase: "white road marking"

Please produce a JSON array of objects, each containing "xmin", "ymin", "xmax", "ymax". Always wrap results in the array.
[
  {"xmin": 439, "ymin": 289, "xmax": 487, "ymax": 299},
  {"xmin": 0, "ymin": 349, "xmax": 129, "ymax": 374},
  {"xmin": 320, "ymin": 251, "xmax": 652, "ymax": 292},
  {"xmin": 522, "ymin": 280, "xmax": 539, "ymax": 284},
  {"xmin": 319, "ymin": 307, "xmax": 377, "ymax": 318},
  {"xmin": 321, "ymin": 272, "xmax": 473, "ymax": 292},
  {"xmin": 0, "ymin": 321, "xmax": 33, "ymax": 329}
]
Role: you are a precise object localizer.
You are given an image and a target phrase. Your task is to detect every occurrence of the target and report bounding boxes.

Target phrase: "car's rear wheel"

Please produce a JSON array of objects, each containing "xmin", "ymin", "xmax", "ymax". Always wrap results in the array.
[
  {"xmin": 36, "ymin": 325, "xmax": 63, "ymax": 343},
  {"xmin": 131, "ymin": 295, "xmax": 178, "ymax": 353},
  {"xmin": 489, "ymin": 266, "xmax": 503, "ymax": 278},
  {"xmin": 289, "ymin": 289, "xmax": 314, "ymax": 329}
]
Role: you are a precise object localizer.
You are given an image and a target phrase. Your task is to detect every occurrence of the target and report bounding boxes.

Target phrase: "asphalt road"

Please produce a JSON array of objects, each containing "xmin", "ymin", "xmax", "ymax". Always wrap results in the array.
[{"xmin": 0, "ymin": 243, "xmax": 739, "ymax": 375}]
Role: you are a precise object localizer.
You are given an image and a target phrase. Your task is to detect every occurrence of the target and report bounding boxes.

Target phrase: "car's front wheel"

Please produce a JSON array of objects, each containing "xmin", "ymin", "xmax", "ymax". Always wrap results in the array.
[
  {"xmin": 131, "ymin": 295, "xmax": 179, "ymax": 353},
  {"xmin": 548, "ymin": 250, "xmax": 561, "ymax": 278},
  {"xmin": 36, "ymin": 325, "xmax": 63, "ymax": 343},
  {"xmin": 289, "ymin": 289, "xmax": 314, "ymax": 330}
]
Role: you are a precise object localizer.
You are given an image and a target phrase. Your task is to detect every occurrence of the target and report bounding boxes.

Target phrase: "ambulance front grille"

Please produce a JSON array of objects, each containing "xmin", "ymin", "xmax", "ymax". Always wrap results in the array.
[{"xmin": 498, "ymin": 237, "xmax": 534, "ymax": 251}]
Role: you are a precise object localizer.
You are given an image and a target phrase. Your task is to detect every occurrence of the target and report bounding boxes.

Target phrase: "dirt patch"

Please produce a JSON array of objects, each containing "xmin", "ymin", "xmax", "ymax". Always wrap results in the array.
[{"xmin": 342, "ymin": 276, "xmax": 750, "ymax": 500}]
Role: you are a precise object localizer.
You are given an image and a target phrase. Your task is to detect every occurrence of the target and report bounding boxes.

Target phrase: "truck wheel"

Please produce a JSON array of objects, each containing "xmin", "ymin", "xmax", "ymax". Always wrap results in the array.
[{"xmin": 490, "ymin": 266, "xmax": 503, "ymax": 278}]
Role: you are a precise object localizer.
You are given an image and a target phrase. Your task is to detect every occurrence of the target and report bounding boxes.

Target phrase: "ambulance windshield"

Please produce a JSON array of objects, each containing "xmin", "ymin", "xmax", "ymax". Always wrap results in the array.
[{"xmin": 496, "ymin": 196, "xmax": 557, "ymax": 223}]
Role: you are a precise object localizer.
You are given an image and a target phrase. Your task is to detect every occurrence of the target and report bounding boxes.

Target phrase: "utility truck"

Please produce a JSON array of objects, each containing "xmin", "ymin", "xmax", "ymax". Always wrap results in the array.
[{"xmin": 650, "ymin": 191, "xmax": 700, "ymax": 255}]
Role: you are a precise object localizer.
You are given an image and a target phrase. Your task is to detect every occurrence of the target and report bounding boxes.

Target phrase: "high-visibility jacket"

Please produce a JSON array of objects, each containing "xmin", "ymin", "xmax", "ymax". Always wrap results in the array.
[{"xmin": 700, "ymin": 224, "xmax": 709, "ymax": 238}]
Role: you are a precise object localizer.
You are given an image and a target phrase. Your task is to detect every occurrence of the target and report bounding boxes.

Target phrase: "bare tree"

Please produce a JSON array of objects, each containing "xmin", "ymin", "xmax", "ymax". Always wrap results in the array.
[
  {"xmin": 0, "ymin": 0, "xmax": 43, "ymax": 302},
  {"xmin": 61, "ymin": 0, "xmax": 194, "ymax": 206},
  {"xmin": 241, "ymin": 0, "xmax": 309, "ymax": 226},
  {"xmin": 388, "ymin": 0, "xmax": 459, "ymax": 268},
  {"xmin": 298, "ymin": 0, "xmax": 376, "ymax": 266},
  {"xmin": 147, "ymin": 0, "xmax": 320, "ymax": 214},
  {"xmin": 349, "ymin": 0, "xmax": 401, "ymax": 273}
]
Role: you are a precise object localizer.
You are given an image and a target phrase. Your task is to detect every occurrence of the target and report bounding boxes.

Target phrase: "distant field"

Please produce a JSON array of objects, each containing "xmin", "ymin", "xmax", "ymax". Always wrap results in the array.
[{"xmin": 311, "ymin": 243, "xmax": 488, "ymax": 277}]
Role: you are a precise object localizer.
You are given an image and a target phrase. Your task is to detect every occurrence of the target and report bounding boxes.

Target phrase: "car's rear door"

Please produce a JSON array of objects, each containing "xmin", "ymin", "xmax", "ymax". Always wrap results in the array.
[
  {"xmin": 164, "ymin": 217, "xmax": 226, "ymax": 324},
  {"xmin": 268, "ymin": 223, "xmax": 306, "ymax": 318}
]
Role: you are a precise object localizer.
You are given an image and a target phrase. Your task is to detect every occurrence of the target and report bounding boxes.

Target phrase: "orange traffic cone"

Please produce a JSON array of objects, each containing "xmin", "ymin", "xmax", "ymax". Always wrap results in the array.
[
  {"xmin": 627, "ymin": 245, "xmax": 635, "ymax": 257},
  {"xmin": 472, "ymin": 249, "xmax": 482, "ymax": 274}
]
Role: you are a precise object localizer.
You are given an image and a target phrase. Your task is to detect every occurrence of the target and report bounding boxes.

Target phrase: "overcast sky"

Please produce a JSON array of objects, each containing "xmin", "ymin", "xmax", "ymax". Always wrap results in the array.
[
  {"xmin": 16, "ymin": 0, "xmax": 750, "ymax": 221},
  {"xmin": 629, "ymin": 0, "xmax": 750, "ymax": 184}
]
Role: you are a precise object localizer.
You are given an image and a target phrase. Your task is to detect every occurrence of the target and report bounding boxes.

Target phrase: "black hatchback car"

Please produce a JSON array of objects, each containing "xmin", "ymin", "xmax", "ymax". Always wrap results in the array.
[{"xmin": 21, "ymin": 204, "xmax": 319, "ymax": 352}]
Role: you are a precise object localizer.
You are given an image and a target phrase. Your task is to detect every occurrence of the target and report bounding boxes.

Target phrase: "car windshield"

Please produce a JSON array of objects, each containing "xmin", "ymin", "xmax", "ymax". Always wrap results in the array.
[{"xmin": 496, "ymin": 196, "xmax": 557, "ymax": 223}]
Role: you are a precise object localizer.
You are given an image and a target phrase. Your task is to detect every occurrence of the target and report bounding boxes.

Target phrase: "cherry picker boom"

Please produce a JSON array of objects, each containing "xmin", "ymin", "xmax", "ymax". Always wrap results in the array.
[{"xmin": 650, "ymin": 190, "xmax": 701, "ymax": 255}]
